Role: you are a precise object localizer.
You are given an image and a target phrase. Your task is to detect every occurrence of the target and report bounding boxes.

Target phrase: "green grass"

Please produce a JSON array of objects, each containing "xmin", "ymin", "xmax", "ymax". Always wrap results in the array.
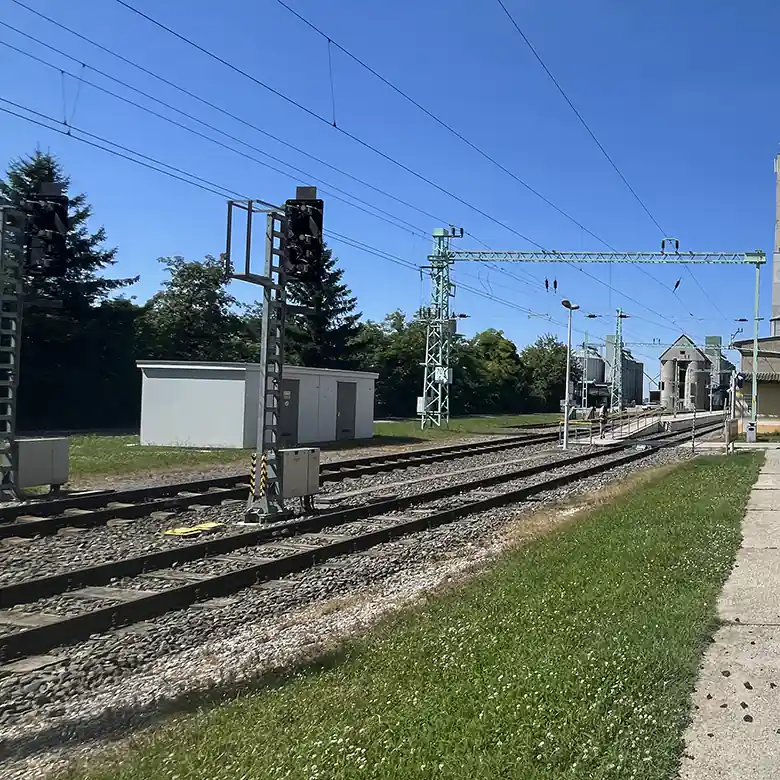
[
  {"xmin": 66, "ymin": 415, "xmax": 559, "ymax": 482},
  {"xmin": 67, "ymin": 436, "xmax": 253, "ymax": 482},
  {"xmin": 61, "ymin": 453, "xmax": 761, "ymax": 780},
  {"xmin": 373, "ymin": 413, "xmax": 561, "ymax": 441}
]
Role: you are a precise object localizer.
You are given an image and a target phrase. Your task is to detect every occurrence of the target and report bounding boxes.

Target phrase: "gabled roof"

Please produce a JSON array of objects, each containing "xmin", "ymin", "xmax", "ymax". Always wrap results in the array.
[{"xmin": 659, "ymin": 334, "xmax": 708, "ymax": 363}]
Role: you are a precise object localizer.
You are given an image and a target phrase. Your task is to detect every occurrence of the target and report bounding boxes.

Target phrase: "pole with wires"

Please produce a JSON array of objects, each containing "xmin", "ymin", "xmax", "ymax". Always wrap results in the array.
[
  {"xmin": 581, "ymin": 331, "xmax": 588, "ymax": 409},
  {"xmin": 561, "ymin": 300, "xmax": 579, "ymax": 450},
  {"xmin": 610, "ymin": 309, "xmax": 627, "ymax": 412},
  {"xmin": 752, "ymin": 262, "xmax": 761, "ymax": 425},
  {"xmin": 420, "ymin": 227, "xmax": 460, "ymax": 429}
]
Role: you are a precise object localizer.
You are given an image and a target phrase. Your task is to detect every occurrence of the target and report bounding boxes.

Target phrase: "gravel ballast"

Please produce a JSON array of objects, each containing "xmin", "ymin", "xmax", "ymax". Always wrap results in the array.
[
  {"xmin": 0, "ymin": 441, "xmax": 562, "ymax": 586},
  {"xmin": 0, "ymin": 445, "xmax": 693, "ymax": 780}
]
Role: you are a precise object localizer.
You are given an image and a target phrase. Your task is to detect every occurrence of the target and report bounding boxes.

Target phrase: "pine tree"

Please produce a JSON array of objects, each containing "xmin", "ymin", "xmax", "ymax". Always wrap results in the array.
[
  {"xmin": 0, "ymin": 150, "xmax": 136, "ymax": 311},
  {"xmin": 0, "ymin": 150, "xmax": 138, "ymax": 429},
  {"xmin": 285, "ymin": 244, "xmax": 362, "ymax": 368}
]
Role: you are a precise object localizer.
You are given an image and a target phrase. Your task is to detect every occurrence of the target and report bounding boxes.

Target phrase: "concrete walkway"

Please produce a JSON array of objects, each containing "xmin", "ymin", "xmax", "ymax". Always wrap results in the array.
[{"xmin": 680, "ymin": 450, "xmax": 780, "ymax": 778}]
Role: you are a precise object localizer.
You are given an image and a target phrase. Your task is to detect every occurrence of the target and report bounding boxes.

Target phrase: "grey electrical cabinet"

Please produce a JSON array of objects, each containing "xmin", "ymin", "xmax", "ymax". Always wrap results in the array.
[
  {"xmin": 17, "ymin": 437, "xmax": 69, "ymax": 490},
  {"xmin": 279, "ymin": 447, "xmax": 320, "ymax": 498}
]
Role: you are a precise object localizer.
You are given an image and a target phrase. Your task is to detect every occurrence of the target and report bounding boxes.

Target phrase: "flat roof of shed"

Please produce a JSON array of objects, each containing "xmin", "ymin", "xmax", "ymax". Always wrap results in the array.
[{"xmin": 137, "ymin": 360, "xmax": 379, "ymax": 379}]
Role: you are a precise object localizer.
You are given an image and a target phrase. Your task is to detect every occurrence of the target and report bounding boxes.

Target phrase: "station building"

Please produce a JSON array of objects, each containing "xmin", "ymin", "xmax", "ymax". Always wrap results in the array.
[{"xmin": 732, "ymin": 336, "xmax": 780, "ymax": 424}]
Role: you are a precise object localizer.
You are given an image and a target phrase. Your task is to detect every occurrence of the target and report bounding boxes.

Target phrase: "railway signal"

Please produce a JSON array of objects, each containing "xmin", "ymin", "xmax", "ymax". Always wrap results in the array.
[
  {"xmin": 0, "ymin": 186, "xmax": 70, "ymax": 497},
  {"xmin": 24, "ymin": 193, "xmax": 69, "ymax": 273},
  {"xmin": 225, "ymin": 186, "xmax": 325, "ymax": 521},
  {"xmin": 284, "ymin": 189, "xmax": 323, "ymax": 278}
]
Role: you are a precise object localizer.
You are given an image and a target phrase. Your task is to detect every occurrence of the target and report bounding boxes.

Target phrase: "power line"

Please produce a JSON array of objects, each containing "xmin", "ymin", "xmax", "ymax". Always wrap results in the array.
[
  {"xmin": 0, "ymin": 98, "xmax": 684, "ymax": 352},
  {"xmin": 8, "ymin": 1, "xmax": 699, "ymax": 330},
  {"xmin": 493, "ymin": 0, "xmax": 665, "ymax": 235},
  {"xmin": 272, "ymin": 0, "xmax": 699, "ymax": 317},
  {"xmin": 3, "ymin": 93, "xmax": 690, "ymax": 338},
  {"xmin": 274, "ymin": 0, "xmax": 615, "ymax": 251},
  {"xmin": 493, "ymin": 0, "xmax": 729, "ymax": 321},
  {"xmin": 0, "ymin": 32, "xmax": 432, "ymax": 241},
  {"xmin": 681, "ymin": 266, "xmax": 728, "ymax": 320},
  {"xmin": 6, "ymin": 4, "xmax": 553, "ymax": 305},
  {"xmin": 5, "ymin": 2, "xmax": 447, "ymax": 230},
  {"xmin": 2, "ymin": 20, "xmax": 558, "ymax": 302},
  {"xmin": 0, "ymin": 101, "xmax": 246, "ymax": 201},
  {"xmin": 109, "ymin": 0, "xmax": 544, "ymax": 249},
  {"xmin": 0, "ymin": 98, "xmax": 565, "ymax": 330}
]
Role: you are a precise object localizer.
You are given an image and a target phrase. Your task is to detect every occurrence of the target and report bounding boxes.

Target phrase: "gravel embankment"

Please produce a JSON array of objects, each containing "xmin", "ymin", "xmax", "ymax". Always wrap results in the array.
[
  {"xmin": 0, "ymin": 441, "xmax": 562, "ymax": 586},
  {"xmin": 0, "ymin": 445, "xmax": 692, "ymax": 780}
]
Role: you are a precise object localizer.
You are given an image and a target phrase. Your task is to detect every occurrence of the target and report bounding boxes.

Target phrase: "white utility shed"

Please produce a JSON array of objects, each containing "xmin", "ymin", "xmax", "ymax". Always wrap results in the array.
[{"xmin": 137, "ymin": 361, "xmax": 378, "ymax": 449}]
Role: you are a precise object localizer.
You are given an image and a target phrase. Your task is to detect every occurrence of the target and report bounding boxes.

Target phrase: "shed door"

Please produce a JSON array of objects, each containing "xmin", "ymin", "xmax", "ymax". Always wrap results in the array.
[
  {"xmin": 279, "ymin": 378, "xmax": 299, "ymax": 447},
  {"xmin": 336, "ymin": 382, "xmax": 357, "ymax": 440}
]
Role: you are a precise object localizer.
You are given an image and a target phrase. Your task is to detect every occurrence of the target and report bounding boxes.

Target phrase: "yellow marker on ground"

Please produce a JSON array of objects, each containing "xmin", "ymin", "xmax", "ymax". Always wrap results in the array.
[{"xmin": 162, "ymin": 521, "xmax": 225, "ymax": 537}]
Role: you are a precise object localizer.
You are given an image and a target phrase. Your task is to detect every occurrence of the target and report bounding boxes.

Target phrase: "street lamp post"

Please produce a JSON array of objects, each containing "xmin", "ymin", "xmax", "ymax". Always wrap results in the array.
[{"xmin": 561, "ymin": 300, "xmax": 580, "ymax": 450}]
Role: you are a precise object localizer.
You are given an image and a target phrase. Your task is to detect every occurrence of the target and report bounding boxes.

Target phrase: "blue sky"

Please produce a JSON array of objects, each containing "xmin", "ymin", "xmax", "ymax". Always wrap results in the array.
[{"xmin": 1, "ymin": 0, "xmax": 777, "ymax": 384}]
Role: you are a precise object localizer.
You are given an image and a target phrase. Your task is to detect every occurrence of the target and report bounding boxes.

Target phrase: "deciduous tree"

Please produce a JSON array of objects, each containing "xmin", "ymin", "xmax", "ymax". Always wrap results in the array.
[{"xmin": 519, "ymin": 333, "xmax": 579, "ymax": 412}]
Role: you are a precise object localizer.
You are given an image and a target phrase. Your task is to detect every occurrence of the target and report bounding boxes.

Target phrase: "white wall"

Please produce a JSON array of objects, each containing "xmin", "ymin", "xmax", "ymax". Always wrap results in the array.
[
  {"xmin": 284, "ymin": 366, "xmax": 376, "ymax": 443},
  {"xmin": 139, "ymin": 362, "xmax": 378, "ymax": 448},
  {"xmin": 355, "ymin": 377, "xmax": 375, "ymax": 439},
  {"xmin": 296, "ymin": 370, "xmax": 333, "ymax": 444},
  {"xmin": 139, "ymin": 364, "xmax": 248, "ymax": 448},
  {"xmin": 242, "ymin": 365, "xmax": 262, "ymax": 447}
]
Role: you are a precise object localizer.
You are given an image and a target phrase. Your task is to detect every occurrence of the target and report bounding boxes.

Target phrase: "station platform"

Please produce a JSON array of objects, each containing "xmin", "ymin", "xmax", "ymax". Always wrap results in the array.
[
  {"xmin": 680, "ymin": 449, "xmax": 780, "ymax": 778},
  {"xmin": 565, "ymin": 410, "xmax": 724, "ymax": 447}
]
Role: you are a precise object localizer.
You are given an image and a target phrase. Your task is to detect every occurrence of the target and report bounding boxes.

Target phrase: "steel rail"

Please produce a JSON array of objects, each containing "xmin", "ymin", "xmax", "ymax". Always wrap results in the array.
[
  {"xmin": 0, "ymin": 442, "xmax": 619, "ymax": 607},
  {"xmin": 0, "ymin": 424, "xmax": 716, "ymax": 663},
  {"xmin": 0, "ymin": 433, "xmax": 555, "ymax": 538}
]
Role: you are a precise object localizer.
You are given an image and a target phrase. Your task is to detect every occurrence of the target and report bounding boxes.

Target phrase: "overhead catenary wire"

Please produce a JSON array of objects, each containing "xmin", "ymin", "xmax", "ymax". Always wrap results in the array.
[
  {"xmin": 273, "ymin": 0, "xmax": 615, "ymax": 251},
  {"xmin": 493, "ymin": 0, "xmax": 727, "ymax": 320},
  {"xmin": 2, "ymin": 90, "xmax": 690, "ymax": 339},
  {"xmin": 4, "ymin": 4, "xmax": 446, "ymax": 230},
  {"xmin": 272, "ymin": 0, "xmax": 698, "ymax": 312},
  {"xmin": 494, "ymin": 0, "xmax": 664, "ymax": 234},
  {"xmin": 6, "ymin": 3, "xmax": 705, "ymax": 332},
  {"xmin": 0, "ymin": 99, "xmax": 579, "ymax": 334},
  {"xmin": 0, "ymin": 27, "xmax": 431, "ymax": 241},
  {"xmin": 108, "ymin": 0, "xmax": 544, "ymax": 250},
  {"xmin": 0, "ymin": 102, "xmax": 246, "ymax": 201},
  {"xmin": 5, "ymin": 10, "xmax": 729, "ymax": 337},
  {"xmin": 2, "ymin": 101, "xmax": 657, "ymax": 370},
  {"xmin": 3, "ymin": 10, "xmax": 552, "ymax": 302},
  {"xmin": 0, "ymin": 22, "xmax": 572, "ymax": 305}
]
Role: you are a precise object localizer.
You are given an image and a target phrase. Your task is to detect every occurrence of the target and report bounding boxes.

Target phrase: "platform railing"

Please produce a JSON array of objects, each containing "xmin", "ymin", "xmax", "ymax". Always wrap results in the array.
[
  {"xmin": 557, "ymin": 419, "xmax": 594, "ymax": 447},
  {"xmin": 605, "ymin": 407, "xmax": 662, "ymax": 440}
]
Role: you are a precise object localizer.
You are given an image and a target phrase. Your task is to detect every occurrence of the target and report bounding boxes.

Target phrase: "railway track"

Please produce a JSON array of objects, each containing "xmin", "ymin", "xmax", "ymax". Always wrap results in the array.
[
  {"xmin": 0, "ymin": 432, "xmax": 557, "ymax": 540},
  {"xmin": 0, "ymin": 423, "xmax": 716, "ymax": 664}
]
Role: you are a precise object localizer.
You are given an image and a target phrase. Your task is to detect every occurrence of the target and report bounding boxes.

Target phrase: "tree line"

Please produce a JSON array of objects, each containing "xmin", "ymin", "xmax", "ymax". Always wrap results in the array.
[{"xmin": 2, "ymin": 151, "xmax": 576, "ymax": 432}]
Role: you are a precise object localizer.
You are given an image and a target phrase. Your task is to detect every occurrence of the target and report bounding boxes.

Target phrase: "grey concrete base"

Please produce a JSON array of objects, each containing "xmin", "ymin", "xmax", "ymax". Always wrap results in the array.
[
  {"xmin": 747, "ymin": 490, "xmax": 780, "ymax": 511},
  {"xmin": 680, "ymin": 450, "xmax": 780, "ymax": 778},
  {"xmin": 740, "ymin": 511, "xmax": 780, "ymax": 548},
  {"xmin": 719, "ymin": 549, "xmax": 780, "ymax": 624},
  {"xmin": 680, "ymin": 624, "xmax": 780, "ymax": 779}
]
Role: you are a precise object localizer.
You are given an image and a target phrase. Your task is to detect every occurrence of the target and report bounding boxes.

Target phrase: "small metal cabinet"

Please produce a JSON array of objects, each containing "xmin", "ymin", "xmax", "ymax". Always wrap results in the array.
[
  {"xmin": 279, "ymin": 447, "xmax": 320, "ymax": 498},
  {"xmin": 17, "ymin": 437, "xmax": 69, "ymax": 490}
]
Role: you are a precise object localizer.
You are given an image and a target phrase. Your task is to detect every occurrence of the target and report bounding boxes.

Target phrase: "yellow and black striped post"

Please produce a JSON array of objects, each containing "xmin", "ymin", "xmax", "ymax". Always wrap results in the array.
[
  {"xmin": 259, "ymin": 453, "xmax": 268, "ymax": 497},
  {"xmin": 248, "ymin": 451, "xmax": 257, "ymax": 503}
]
